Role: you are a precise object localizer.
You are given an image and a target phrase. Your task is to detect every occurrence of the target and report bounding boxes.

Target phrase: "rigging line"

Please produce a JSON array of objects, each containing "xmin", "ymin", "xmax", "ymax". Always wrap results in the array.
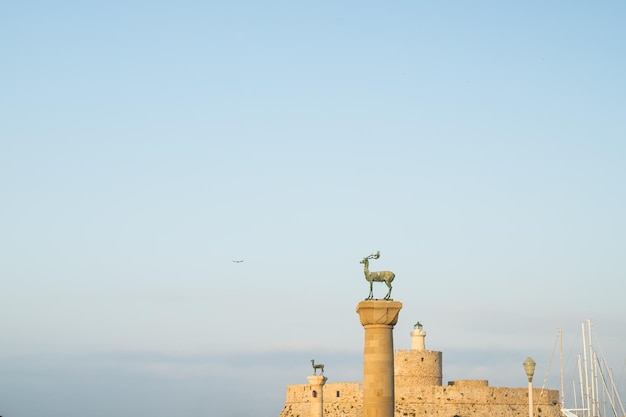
[
  {"xmin": 592, "ymin": 325, "xmax": 608, "ymax": 367},
  {"xmin": 622, "ymin": 359, "xmax": 626, "ymax": 410},
  {"xmin": 541, "ymin": 330, "xmax": 560, "ymax": 394},
  {"xmin": 560, "ymin": 328, "xmax": 580, "ymax": 405}
]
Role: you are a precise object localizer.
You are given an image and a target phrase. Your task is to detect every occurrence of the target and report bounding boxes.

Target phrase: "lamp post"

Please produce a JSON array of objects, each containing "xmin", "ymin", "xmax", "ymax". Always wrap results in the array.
[{"xmin": 523, "ymin": 357, "xmax": 536, "ymax": 417}]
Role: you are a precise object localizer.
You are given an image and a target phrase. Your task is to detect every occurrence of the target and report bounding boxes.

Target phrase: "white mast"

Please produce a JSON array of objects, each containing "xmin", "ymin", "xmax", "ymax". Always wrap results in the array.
[
  {"xmin": 560, "ymin": 328, "xmax": 565, "ymax": 407},
  {"xmin": 587, "ymin": 320, "xmax": 598, "ymax": 417},
  {"xmin": 573, "ymin": 376, "xmax": 579, "ymax": 411},
  {"xmin": 578, "ymin": 354, "xmax": 585, "ymax": 414},
  {"xmin": 582, "ymin": 322, "xmax": 590, "ymax": 417},
  {"xmin": 563, "ymin": 320, "xmax": 625, "ymax": 417},
  {"xmin": 592, "ymin": 350, "xmax": 600, "ymax": 416}
]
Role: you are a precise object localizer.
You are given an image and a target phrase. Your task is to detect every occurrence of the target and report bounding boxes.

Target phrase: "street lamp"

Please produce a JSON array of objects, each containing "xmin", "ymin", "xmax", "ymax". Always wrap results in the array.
[{"xmin": 523, "ymin": 357, "xmax": 536, "ymax": 417}]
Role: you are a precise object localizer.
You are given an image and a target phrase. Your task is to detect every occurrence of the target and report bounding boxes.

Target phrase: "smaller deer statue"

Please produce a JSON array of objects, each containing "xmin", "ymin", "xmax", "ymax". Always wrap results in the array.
[
  {"xmin": 360, "ymin": 251, "xmax": 395, "ymax": 300},
  {"xmin": 311, "ymin": 359, "xmax": 324, "ymax": 375}
]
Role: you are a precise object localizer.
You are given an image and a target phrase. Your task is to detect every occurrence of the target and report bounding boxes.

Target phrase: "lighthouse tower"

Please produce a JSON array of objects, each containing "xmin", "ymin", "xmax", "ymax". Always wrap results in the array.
[
  {"xmin": 411, "ymin": 321, "xmax": 426, "ymax": 350},
  {"xmin": 394, "ymin": 322, "xmax": 443, "ymax": 387}
]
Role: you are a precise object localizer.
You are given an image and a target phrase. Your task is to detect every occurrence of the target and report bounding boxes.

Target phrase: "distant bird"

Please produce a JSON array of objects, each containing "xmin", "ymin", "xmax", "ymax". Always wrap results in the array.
[{"xmin": 232, "ymin": 260, "xmax": 244, "ymax": 263}]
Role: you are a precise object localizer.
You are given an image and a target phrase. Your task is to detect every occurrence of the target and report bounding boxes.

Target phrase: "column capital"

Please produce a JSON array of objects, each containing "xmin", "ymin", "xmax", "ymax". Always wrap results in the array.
[
  {"xmin": 307, "ymin": 375, "xmax": 327, "ymax": 386},
  {"xmin": 356, "ymin": 300, "xmax": 403, "ymax": 327}
]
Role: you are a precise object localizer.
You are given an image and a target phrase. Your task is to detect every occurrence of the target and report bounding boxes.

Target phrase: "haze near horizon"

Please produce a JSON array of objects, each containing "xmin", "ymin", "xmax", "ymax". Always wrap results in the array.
[{"xmin": 1, "ymin": 2, "xmax": 625, "ymax": 417}]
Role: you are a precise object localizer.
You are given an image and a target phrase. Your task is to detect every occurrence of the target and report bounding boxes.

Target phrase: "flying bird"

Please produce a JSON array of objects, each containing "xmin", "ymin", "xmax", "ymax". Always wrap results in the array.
[{"xmin": 232, "ymin": 260, "xmax": 244, "ymax": 263}]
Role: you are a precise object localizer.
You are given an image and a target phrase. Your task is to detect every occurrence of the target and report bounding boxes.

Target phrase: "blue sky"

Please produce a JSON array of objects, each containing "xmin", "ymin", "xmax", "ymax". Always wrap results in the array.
[{"xmin": 2, "ymin": 1, "xmax": 626, "ymax": 416}]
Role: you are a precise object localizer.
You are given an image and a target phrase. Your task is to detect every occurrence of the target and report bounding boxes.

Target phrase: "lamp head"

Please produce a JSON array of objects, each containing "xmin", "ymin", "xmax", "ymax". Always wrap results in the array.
[{"xmin": 523, "ymin": 357, "xmax": 536, "ymax": 382}]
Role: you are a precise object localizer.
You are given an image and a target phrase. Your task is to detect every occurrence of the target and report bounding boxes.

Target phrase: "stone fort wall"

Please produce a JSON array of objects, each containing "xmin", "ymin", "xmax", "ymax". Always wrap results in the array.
[
  {"xmin": 278, "ymin": 349, "xmax": 561, "ymax": 417},
  {"xmin": 396, "ymin": 382, "xmax": 560, "ymax": 417},
  {"xmin": 395, "ymin": 349, "xmax": 442, "ymax": 386},
  {"xmin": 280, "ymin": 382, "xmax": 363, "ymax": 417}
]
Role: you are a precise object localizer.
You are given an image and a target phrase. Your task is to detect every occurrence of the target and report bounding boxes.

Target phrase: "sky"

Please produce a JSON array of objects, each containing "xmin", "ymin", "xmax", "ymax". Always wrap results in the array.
[{"xmin": 1, "ymin": 1, "xmax": 626, "ymax": 416}]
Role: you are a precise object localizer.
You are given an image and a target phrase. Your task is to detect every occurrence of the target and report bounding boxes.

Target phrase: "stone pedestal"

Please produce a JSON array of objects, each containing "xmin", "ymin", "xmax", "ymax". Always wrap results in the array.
[
  {"xmin": 356, "ymin": 300, "xmax": 402, "ymax": 417},
  {"xmin": 307, "ymin": 375, "xmax": 327, "ymax": 417}
]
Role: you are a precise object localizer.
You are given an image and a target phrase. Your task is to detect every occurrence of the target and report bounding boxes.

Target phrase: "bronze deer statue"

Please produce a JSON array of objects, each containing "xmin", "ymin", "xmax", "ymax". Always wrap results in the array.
[
  {"xmin": 311, "ymin": 359, "xmax": 324, "ymax": 375},
  {"xmin": 360, "ymin": 251, "xmax": 395, "ymax": 300}
]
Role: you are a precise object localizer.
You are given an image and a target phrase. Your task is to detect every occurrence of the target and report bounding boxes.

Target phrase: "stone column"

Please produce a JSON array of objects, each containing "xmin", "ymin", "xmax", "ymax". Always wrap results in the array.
[
  {"xmin": 307, "ymin": 375, "xmax": 327, "ymax": 417},
  {"xmin": 356, "ymin": 300, "xmax": 402, "ymax": 417}
]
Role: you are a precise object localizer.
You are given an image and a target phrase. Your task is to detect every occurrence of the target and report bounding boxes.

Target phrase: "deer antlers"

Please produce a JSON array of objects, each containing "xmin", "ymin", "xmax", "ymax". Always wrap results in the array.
[{"xmin": 365, "ymin": 251, "xmax": 380, "ymax": 260}]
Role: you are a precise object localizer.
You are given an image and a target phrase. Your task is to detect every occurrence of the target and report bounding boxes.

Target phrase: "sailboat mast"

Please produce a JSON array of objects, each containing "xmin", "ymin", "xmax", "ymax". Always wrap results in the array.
[
  {"xmin": 582, "ymin": 322, "xmax": 590, "ymax": 417},
  {"xmin": 587, "ymin": 320, "xmax": 598, "ymax": 417},
  {"xmin": 560, "ymin": 328, "xmax": 565, "ymax": 407},
  {"xmin": 578, "ymin": 354, "xmax": 585, "ymax": 416},
  {"xmin": 592, "ymin": 350, "xmax": 600, "ymax": 416}
]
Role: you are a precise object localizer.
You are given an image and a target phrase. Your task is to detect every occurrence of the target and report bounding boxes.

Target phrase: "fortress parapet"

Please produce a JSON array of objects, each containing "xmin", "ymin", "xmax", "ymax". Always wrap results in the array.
[{"xmin": 448, "ymin": 379, "xmax": 489, "ymax": 387}]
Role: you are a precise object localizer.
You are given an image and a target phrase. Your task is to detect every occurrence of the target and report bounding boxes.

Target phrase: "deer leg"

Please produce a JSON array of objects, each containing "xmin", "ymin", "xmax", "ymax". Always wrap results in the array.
[
  {"xmin": 367, "ymin": 281, "xmax": 374, "ymax": 300},
  {"xmin": 384, "ymin": 281, "xmax": 392, "ymax": 300}
]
